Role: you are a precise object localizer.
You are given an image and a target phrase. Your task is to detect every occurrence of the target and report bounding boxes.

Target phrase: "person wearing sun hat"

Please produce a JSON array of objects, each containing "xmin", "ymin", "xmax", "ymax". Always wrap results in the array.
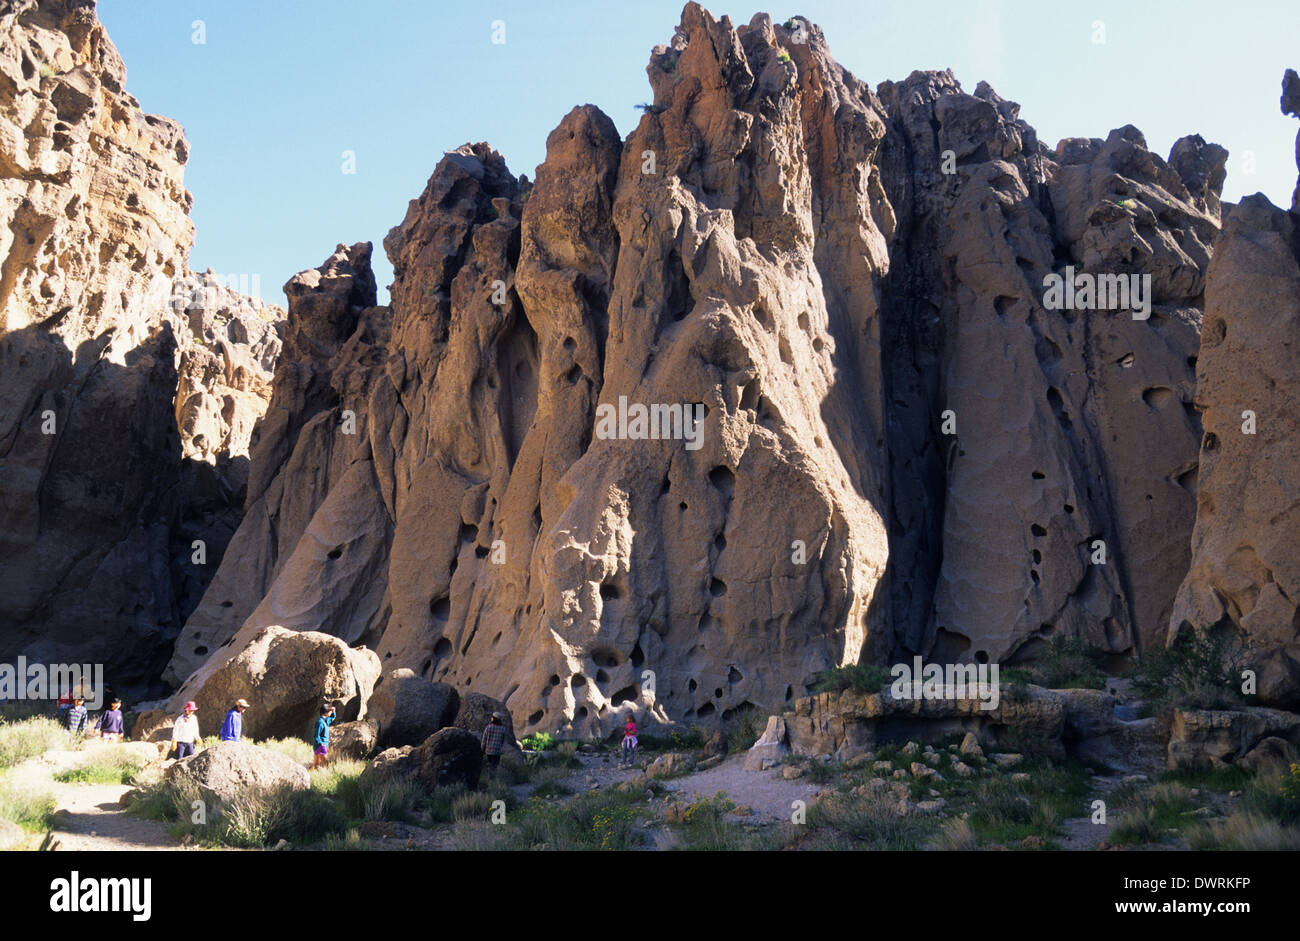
[
  {"xmin": 171, "ymin": 701, "xmax": 202, "ymax": 759},
  {"xmin": 220, "ymin": 699, "xmax": 250, "ymax": 742}
]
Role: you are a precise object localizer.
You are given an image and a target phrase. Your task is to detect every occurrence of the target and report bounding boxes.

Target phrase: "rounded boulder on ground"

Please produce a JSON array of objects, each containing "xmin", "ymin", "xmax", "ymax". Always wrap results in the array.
[
  {"xmin": 163, "ymin": 741, "xmax": 310, "ymax": 806},
  {"xmin": 329, "ymin": 719, "xmax": 379, "ymax": 761},
  {"xmin": 411, "ymin": 727, "xmax": 482, "ymax": 790},
  {"xmin": 369, "ymin": 669, "xmax": 459, "ymax": 748},
  {"xmin": 171, "ymin": 626, "xmax": 381, "ymax": 742},
  {"xmin": 361, "ymin": 729, "xmax": 482, "ymax": 791},
  {"xmin": 452, "ymin": 691, "xmax": 518, "ymax": 750}
]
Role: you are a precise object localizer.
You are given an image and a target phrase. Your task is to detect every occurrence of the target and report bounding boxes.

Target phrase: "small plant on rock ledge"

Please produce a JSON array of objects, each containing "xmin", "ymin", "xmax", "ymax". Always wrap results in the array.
[{"xmin": 814, "ymin": 663, "xmax": 893, "ymax": 695}]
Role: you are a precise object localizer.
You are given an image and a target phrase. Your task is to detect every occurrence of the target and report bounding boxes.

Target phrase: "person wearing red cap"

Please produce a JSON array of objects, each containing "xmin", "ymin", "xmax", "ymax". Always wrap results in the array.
[{"xmin": 171, "ymin": 701, "xmax": 203, "ymax": 759}]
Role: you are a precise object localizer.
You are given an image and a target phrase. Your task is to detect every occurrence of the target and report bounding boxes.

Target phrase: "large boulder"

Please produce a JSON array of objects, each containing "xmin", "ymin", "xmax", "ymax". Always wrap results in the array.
[
  {"xmin": 452, "ymin": 692, "xmax": 518, "ymax": 751},
  {"xmin": 163, "ymin": 741, "xmax": 310, "ymax": 806},
  {"xmin": 369, "ymin": 669, "xmax": 459, "ymax": 748},
  {"xmin": 1167, "ymin": 707, "xmax": 1300, "ymax": 768},
  {"xmin": 171, "ymin": 627, "xmax": 381, "ymax": 741},
  {"xmin": 329, "ymin": 719, "xmax": 379, "ymax": 761},
  {"xmin": 363, "ymin": 728, "xmax": 482, "ymax": 790}
]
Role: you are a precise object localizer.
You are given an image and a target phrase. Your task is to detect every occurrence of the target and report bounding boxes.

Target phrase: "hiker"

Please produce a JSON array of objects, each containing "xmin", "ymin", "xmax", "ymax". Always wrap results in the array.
[
  {"xmin": 311, "ymin": 703, "xmax": 337, "ymax": 770},
  {"xmin": 220, "ymin": 699, "xmax": 250, "ymax": 742},
  {"xmin": 95, "ymin": 698, "xmax": 124, "ymax": 742},
  {"xmin": 622, "ymin": 715, "xmax": 638, "ymax": 766},
  {"xmin": 65, "ymin": 695, "xmax": 89, "ymax": 735},
  {"xmin": 171, "ymin": 701, "xmax": 202, "ymax": 759},
  {"xmin": 481, "ymin": 711, "xmax": 508, "ymax": 771}
]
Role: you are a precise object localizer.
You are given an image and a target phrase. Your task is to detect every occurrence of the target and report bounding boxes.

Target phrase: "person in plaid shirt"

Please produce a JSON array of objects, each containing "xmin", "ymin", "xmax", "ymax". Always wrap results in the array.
[
  {"xmin": 65, "ymin": 696, "xmax": 89, "ymax": 735},
  {"xmin": 481, "ymin": 712, "xmax": 508, "ymax": 770}
]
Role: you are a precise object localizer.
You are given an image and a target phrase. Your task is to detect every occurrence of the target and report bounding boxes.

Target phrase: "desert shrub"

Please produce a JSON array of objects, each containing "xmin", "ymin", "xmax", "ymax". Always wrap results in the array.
[
  {"xmin": 497, "ymin": 752, "xmax": 535, "ymax": 784},
  {"xmin": 531, "ymin": 779, "xmax": 574, "ymax": 799},
  {"xmin": 1185, "ymin": 813, "xmax": 1300, "ymax": 850},
  {"xmin": 0, "ymin": 718, "xmax": 74, "ymax": 770},
  {"xmin": 219, "ymin": 786, "xmax": 347, "ymax": 848},
  {"xmin": 451, "ymin": 790, "xmax": 496, "ymax": 823},
  {"xmin": 555, "ymin": 741, "xmax": 581, "ymax": 768},
  {"xmin": 725, "ymin": 710, "xmax": 766, "ymax": 754},
  {"xmin": 806, "ymin": 789, "xmax": 933, "ymax": 849},
  {"xmin": 499, "ymin": 788, "xmax": 645, "ymax": 851},
  {"xmin": 355, "ymin": 775, "xmax": 419, "ymax": 823},
  {"xmin": 927, "ymin": 816, "xmax": 977, "ymax": 851},
  {"xmin": 0, "ymin": 771, "xmax": 56, "ymax": 832},
  {"xmin": 54, "ymin": 747, "xmax": 154, "ymax": 785},
  {"xmin": 1109, "ymin": 783, "xmax": 1199, "ymax": 845},
  {"xmin": 1026, "ymin": 637, "xmax": 1106, "ymax": 689},
  {"xmin": 1131, "ymin": 626, "xmax": 1252, "ymax": 714},
  {"xmin": 815, "ymin": 664, "xmax": 893, "ymax": 695},
  {"xmin": 805, "ymin": 758, "xmax": 842, "ymax": 785}
]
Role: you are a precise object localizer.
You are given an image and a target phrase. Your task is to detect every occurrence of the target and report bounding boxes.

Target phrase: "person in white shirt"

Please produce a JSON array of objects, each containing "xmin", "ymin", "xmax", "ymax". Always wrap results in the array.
[{"xmin": 172, "ymin": 701, "xmax": 203, "ymax": 759}]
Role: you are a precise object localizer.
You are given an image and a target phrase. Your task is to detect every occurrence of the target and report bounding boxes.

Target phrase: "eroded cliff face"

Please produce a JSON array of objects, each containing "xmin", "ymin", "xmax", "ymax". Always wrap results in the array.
[
  {"xmin": 20, "ymin": 1, "xmax": 1298, "ymax": 725},
  {"xmin": 1168, "ymin": 74, "xmax": 1300, "ymax": 710},
  {"xmin": 0, "ymin": 0, "xmax": 280, "ymax": 690},
  {"xmin": 164, "ymin": 4, "xmax": 1251, "ymax": 735},
  {"xmin": 877, "ymin": 74, "xmax": 1218, "ymax": 668}
]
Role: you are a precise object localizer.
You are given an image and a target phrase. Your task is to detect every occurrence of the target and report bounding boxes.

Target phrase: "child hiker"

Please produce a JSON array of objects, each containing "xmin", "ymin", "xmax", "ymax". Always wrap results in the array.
[
  {"xmin": 95, "ymin": 698, "xmax": 124, "ymax": 742},
  {"xmin": 311, "ymin": 703, "xmax": 337, "ymax": 769},
  {"xmin": 622, "ymin": 715, "xmax": 638, "ymax": 766}
]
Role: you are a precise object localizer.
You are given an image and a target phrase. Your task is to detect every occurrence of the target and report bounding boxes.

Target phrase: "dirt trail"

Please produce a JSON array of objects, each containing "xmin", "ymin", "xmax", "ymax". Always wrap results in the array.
[
  {"xmin": 657, "ymin": 754, "xmax": 821, "ymax": 821},
  {"xmin": 8, "ymin": 752, "xmax": 179, "ymax": 852}
]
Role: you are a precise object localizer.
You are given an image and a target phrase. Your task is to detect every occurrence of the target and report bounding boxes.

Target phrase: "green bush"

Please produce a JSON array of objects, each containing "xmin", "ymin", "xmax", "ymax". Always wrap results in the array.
[
  {"xmin": 815, "ymin": 663, "xmax": 893, "ymax": 695},
  {"xmin": 1025, "ymin": 636, "xmax": 1106, "ymax": 690},
  {"xmin": 1131, "ymin": 626, "xmax": 1251, "ymax": 714},
  {"xmin": 520, "ymin": 731, "xmax": 556, "ymax": 752},
  {"xmin": 54, "ymin": 748, "xmax": 153, "ymax": 785},
  {"xmin": 1284, "ymin": 764, "xmax": 1300, "ymax": 804},
  {"xmin": 497, "ymin": 788, "xmax": 645, "ymax": 851},
  {"xmin": 724, "ymin": 710, "xmax": 766, "ymax": 754}
]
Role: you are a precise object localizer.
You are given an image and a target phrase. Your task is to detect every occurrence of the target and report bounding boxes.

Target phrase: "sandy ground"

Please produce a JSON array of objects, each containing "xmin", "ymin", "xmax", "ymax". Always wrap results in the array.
[{"xmin": 7, "ymin": 749, "xmax": 179, "ymax": 851}]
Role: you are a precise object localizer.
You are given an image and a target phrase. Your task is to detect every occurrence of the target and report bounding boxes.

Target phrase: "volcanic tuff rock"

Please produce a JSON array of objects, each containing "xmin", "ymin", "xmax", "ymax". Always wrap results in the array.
[
  {"xmin": 0, "ymin": 0, "xmax": 281, "ymax": 691},
  {"xmin": 1168, "ymin": 78, "xmax": 1300, "ymax": 709},
  {"xmin": 13, "ymin": 3, "xmax": 1300, "ymax": 726},
  {"xmin": 160, "ymin": 4, "xmax": 1263, "ymax": 735}
]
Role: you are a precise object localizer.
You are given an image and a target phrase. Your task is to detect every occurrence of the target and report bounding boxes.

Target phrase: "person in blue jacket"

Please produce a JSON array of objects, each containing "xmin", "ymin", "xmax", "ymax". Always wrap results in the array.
[
  {"xmin": 311, "ymin": 703, "xmax": 337, "ymax": 770},
  {"xmin": 220, "ymin": 699, "xmax": 250, "ymax": 742}
]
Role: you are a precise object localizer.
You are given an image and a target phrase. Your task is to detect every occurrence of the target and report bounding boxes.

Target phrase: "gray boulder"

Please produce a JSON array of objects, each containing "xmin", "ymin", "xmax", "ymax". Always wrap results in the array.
[
  {"xmin": 163, "ymin": 741, "xmax": 309, "ymax": 806},
  {"xmin": 369, "ymin": 669, "xmax": 459, "ymax": 748}
]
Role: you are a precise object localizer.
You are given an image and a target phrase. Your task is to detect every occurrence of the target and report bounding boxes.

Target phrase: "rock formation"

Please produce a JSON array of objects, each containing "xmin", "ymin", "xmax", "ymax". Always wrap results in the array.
[
  {"xmin": 0, "ymin": 0, "xmax": 281, "ymax": 692},
  {"xmin": 10, "ymin": 2, "xmax": 1300, "ymax": 730},
  {"xmin": 1167, "ymin": 72, "xmax": 1300, "ymax": 709},
  {"xmin": 160, "ymin": 4, "xmax": 1245, "ymax": 739}
]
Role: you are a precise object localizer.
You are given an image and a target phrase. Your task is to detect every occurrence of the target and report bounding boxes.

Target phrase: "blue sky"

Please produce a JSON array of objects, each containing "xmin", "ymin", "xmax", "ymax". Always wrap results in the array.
[{"xmin": 100, "ymin": 0, "xmax": 1300, "ymax": 307}]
